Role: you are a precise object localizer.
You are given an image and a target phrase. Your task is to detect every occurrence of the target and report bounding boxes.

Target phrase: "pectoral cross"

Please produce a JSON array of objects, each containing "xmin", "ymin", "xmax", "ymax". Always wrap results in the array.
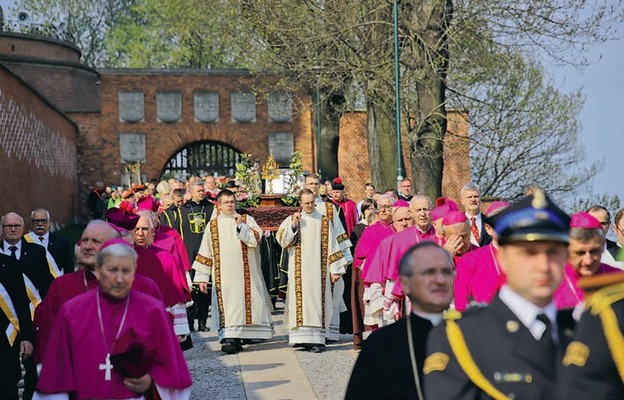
[{"xmin": 99, "ymin": 354, "xmax": 113, "ymax": 381}]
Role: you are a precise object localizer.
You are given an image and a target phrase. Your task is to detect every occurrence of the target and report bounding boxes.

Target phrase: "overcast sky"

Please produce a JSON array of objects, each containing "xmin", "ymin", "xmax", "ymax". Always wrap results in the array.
[{"xmin": 1, "ymin": 0, "xmax": 622, "ymax": 202}]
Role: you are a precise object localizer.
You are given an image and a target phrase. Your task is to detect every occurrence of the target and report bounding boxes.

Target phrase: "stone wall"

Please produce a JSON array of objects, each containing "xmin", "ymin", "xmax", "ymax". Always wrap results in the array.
[{"xmin": 0, "ymin": 62, "xmax": 78, "ymax": 225}]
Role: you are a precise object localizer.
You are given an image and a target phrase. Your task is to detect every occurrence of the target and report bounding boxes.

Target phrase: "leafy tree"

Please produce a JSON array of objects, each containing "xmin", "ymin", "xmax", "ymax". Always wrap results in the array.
[
  {"xmin": 12, "ymin": 0, "xmax": 136, "ymax": 66},
  {"xmin": 567, "ymin": 192, "xmax": 621, "ymax": 215},
  {"xmin": 12, "ymin": 0, "xmax": 624, "ymax": 200},
  {"xmin": 462, "ymin": 54, "xmax": 603, "ymax": 201},
  {"xmin": 105, "ymin": 0, "xmax": 253, "ymax": 68}
]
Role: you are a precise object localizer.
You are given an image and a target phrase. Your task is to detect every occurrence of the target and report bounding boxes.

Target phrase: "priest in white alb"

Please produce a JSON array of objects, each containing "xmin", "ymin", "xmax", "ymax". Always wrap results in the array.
[
  {"xmin": 192, "ymin": 189, "xmax": 273, "ymax": 354},
  {"xmin": 277, "ymin": 189, "xmax": 349, "ymax": 353},
  {"xmin": 33, "ymin": 239, "xmax": 192, "ymax": 400}
]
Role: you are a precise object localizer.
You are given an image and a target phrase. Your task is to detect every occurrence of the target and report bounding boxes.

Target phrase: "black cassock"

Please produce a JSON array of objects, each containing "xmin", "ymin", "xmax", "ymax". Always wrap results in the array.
[
  {"xmin": 346, "ymin": 314, "xmax": 433, "ymax": 399},
  {"xmin": 259, "ymin": 233, "xmax": 282, "ymax": 301},
  {"xmin": 0, "ymin": 254, "xmax": 34, "ymax": 400}
]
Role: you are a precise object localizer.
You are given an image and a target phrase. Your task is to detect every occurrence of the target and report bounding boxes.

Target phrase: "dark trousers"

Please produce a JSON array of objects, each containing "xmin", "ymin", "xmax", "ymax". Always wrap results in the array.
[
  {"xmin": 0, "ymin": 344, "xmax": 21, "ymax": 400},
  {"xmin": 351, "ymin": 267, "xmax": 367, "ymax": 350},
  {"xmin": 188, "ymin": 269, "xmax": 211, "ymax": 327},
  {"xmin": 192, "ymin": 287, "xmax": 211, "ymax": 325},
  {"xmin": 22, "ymin": 356, "xmax": 36, "ymax": 400}
]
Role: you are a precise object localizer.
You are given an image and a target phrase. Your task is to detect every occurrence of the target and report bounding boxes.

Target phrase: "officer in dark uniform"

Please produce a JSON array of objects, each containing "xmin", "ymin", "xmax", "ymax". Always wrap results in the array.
[
  {"xmin": 424, "ymin": 189, "xmax": 576, "ymax": 400},
  {"xmin": 558, "ymin": 276, "xmax": 624, "ymax": 399}
]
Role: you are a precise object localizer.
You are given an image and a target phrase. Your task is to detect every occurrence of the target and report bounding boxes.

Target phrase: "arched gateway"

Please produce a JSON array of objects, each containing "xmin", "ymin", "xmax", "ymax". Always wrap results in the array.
[{"xmin": 161, "ymin": 140, "xmax": 243, "ymax": 180}]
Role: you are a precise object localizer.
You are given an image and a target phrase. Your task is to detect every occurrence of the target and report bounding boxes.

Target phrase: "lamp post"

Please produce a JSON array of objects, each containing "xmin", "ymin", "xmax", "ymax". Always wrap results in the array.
[
  {"xmin": 393, "ymin": 0, "xmax": 404, "ymax": 189},
  {"xmin": 316, "ymin": 73, "xmax": 322, "ymax": 178}
]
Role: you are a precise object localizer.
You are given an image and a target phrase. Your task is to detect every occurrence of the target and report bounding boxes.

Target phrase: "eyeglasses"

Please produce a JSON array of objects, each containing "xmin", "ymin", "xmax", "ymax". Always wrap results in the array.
[
  {"xmin": 2, "ymin": 224, "xmax": 22, "ymax": 229},
  {"xmin": 379, "ymin": 205, "xmax": 393, "ymax": 210},
  {"xmin": 32, "ymin": 219, "xmax": 49, "ymax": 224},
  {"xmin": 394, "ymin": 218, "xmax": 412, "ymax": 223}
]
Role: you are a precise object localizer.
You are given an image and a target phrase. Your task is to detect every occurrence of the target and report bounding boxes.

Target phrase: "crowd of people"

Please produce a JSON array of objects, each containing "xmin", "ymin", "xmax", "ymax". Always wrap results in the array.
[{"xmin": 1, "ymin": 172, "xmax": 624, "ymax": 399}]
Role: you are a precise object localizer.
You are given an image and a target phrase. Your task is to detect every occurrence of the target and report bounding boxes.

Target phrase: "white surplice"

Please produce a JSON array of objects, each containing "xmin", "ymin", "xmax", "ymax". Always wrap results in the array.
[
  {"xmin": 192, "ymin": 213, "xmax": 273, "ymax": 341},
  {"xmin": 277, "ymin": 209, "xmax": 348, "ymax": 345}
]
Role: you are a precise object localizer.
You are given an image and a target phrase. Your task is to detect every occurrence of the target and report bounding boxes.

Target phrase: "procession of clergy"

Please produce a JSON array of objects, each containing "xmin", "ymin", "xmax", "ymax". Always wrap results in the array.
[{"xmin": 2, "ymin": 172, "xmax": 624, "ymax": 399}]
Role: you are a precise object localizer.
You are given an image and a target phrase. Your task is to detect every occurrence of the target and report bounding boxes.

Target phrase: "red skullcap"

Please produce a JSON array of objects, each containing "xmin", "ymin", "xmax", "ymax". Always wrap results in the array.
[
  {"xmin": 570, "ymin": 212, "xmax": 603, "ymax": 230},
  {"xmin": 442, "ymin": 210, "xmax": 467, "ymax": 226}
]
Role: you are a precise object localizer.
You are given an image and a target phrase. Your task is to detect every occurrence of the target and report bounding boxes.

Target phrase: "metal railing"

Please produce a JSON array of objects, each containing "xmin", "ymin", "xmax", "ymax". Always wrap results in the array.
[{"xmin": 1, "ymin": 19, "xmax": 75, "ymax": 44}]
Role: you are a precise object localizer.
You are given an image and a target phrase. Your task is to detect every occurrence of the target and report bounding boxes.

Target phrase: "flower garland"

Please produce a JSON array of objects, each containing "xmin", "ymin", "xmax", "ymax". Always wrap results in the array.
[
  {"xmin": 282, "ymin": 152, "xmax": 304, "ymax": 206},
  {"xmin": 234, "ymin": 154, "xmax": 261, "ymax": 207}
]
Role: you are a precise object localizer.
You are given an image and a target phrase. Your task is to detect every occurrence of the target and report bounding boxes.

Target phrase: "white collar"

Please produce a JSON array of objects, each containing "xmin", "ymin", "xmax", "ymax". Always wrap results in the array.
[
  {"xmin": 499, "ymin": 285, "xmax": 557, "ymax": 341},
  {"xmin": 412, "ymin": 310, "xmax": 443, "ymax": 326},
  {"xmin": 416, "ymin": 225, "xmax": 432, "ymax": 234},
  {"xmin": 29, "ymin": 231, "xmax": 49, "ymax": 242},
  {"xmin": 466, "ymin": 212, "xmax": 482, "ymax": 222},
  {"xmin": 3, "ymin": 240, "xmax": 21, "ymax": 251}
]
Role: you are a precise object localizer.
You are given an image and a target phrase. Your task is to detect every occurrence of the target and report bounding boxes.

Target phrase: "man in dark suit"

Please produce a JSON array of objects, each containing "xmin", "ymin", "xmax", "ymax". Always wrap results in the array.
[
  {"xmin": 460, "ymin": 182, "xmax": 492, "ymax": 247},
  {"xmin": 26, "ymin": 208, "xmax": 74, "ymax": 274},
  {"xmin": 606, "ymin": 207, "xmax": 624, "ymax": 261},
  {"xmin": 424, "ymin": 189, "xmax": 575, "ymax": 400},
  {"xmin": 0, "ymin": 252, "xmax": 33, "ymax": 400},
  {"xmin": 346, "ymin": 241, "xmax": 454, "ymax": 399},
  {"xmin": 160, "ymin": 188, "xmax": 185, "ymax": 232},
  {"xmin": 1, "ymin": 212, "xmax": 54, "ymax": 400}
]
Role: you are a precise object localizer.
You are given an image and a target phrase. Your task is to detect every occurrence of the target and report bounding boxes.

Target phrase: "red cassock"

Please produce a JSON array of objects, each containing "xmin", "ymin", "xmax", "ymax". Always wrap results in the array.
[
  {"xmin": 158, "ymin": 225, "xmax": 192, "ymax": 271},
  {"xmin": 331, "ymin": 198, "xmax": 359, "ymax": 236},
  {"xmin": 453, "ymin": 243, "xmax": 505, "ymax": 311},
  {"xmin": 33, "ymin": 270, "xmax": 162, "ymax": 365},
  {"xmin": 152, "ymin": 231, "xmax": 191, "ymax": 298},
  {"xmin": 553, "ymin": 262, "xmax": 621, "ymax": 309},
  {"xmin": 36, "ymin": 289, "xmax": 191, "ymax": 399},
  {"xmin": 353, "ymin": 221, "xmax": 395, "ymax": 271},
  {"xmin": 385, "ymin": 225, "xmax": 436, "ymax": 298},
  {"xmin": 137, "ymin": 246, "xmax": 190, "ymax": 305}
]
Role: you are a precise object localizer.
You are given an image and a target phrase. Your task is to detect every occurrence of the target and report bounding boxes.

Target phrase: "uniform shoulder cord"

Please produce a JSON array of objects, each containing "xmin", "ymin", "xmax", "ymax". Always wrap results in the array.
[{"xmin": 445, "ymin": 318, "xmax": 509, "ymax": 400}]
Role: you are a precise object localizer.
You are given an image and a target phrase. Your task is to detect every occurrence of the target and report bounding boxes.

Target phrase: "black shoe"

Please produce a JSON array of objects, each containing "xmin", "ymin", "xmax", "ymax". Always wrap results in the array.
[
  {"xmin": 221, "ymin": 339, "xmax": 238, "ymax": 354},
  {"xmin": 198, "ymin": 322, "xmax": 210, "ymax": 332},
  {"xmin": 308, "ymin": 345, "xmax": 325, "ymax": 353}
]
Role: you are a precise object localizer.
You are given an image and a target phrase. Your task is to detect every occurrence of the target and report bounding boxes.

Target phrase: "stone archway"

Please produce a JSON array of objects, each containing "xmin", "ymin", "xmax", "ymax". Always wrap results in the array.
[{"xmin": 160, "ymin": 140, "xmax": 244, "ymax": 180}]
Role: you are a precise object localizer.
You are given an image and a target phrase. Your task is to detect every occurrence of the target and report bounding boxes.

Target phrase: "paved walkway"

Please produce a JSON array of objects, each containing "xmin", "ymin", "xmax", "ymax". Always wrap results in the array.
[{"xmin": 186, "ymin": 302, "xmax": 358, "ymax": 399}]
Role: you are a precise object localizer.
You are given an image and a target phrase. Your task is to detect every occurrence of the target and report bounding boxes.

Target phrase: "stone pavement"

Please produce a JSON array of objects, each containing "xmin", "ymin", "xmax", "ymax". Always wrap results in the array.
[{"xmin": 186, "ymin": 301, "xmax": 358, "ymax": 400}]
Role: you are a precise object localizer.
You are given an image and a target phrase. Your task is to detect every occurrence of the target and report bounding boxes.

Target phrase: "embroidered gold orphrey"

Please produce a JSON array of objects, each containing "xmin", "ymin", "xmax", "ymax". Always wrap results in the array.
[
  {"xmin": 211, "ymin": 216, "xmax": 255, "ymax": 328},
  {"xmin": 240, "ymin": 215, "xmax": 252, "ymax": 325},
  {"xmin": 209, "ymin": 219, "xmax": 225, "ymax": 329},
  {"xmin": 320, "ymin": 216, "xmax": 328, "ymax": 328},
  {"xmin": 294, "ymin": 234, "xmax": 304, "ymax": 326}
]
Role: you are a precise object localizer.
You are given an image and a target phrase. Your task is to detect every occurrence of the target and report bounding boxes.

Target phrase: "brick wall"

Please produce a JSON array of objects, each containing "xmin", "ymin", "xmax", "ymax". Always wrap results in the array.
[
  {"xmin": 0, "ymin": 62, "xmax": 101, "ymax": 113},
  {"xmin": 0, "ymin": 32, "xmax": 81, "ymax": 64},
  {"xmin": 338, "ymin": 109, "xmax": 470, "ymax": 203},
  {"xmin": 0, "ymin": 62, "xmax": 78, "ymax": 225},
  {"xmin": 77, "ymin": 70, "xmax": 313, "ymax": 190}
]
